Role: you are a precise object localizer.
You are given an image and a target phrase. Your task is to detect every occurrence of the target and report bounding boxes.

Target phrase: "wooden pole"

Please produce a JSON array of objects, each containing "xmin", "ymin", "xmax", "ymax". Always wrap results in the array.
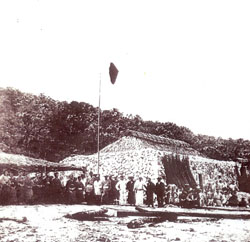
[{"xmin": 97, "ymin": 73, "xmax": 101, "ymax": 175}]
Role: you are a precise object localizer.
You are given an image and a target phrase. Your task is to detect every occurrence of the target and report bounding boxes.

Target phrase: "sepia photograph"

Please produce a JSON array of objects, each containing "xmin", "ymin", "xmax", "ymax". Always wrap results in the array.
[{"xmin": 0, "ymin": 0, "xmax": 250, "ymax": 241}]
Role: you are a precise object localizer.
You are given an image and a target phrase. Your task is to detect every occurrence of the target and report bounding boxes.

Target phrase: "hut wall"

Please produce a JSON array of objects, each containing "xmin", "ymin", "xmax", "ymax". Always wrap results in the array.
[
  {"xmin": 189, "ymin": 156, "xmax": 237, "ymax": 190},
  {"xmin": 61, "ymin": 136, "xmax": 238, "ymax": 191}
]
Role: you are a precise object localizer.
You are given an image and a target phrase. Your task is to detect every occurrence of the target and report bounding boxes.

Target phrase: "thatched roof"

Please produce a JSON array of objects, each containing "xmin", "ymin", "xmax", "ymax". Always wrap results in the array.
[
  {"xmin": 125, "ymin": 130, "xmax": 189, "ymax": 148},
  {"xmin": 0, "ymin": 152, "xmax": 85, "ymax": 173},
  {"xmin": 102, "ymin": 130, "xmax": 201, "ymax": 156}
]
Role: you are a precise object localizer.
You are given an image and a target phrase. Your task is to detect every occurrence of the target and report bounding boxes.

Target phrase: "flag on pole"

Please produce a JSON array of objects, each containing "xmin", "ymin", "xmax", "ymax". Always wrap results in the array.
[{"xmin": 109, "ymin": 62, "xmax": 119, "ymax": 84}]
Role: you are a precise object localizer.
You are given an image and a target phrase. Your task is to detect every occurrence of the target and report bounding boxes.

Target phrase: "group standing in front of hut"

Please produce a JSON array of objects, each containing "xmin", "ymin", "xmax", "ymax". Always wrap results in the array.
[{"xmin": 0, "ymin": 169, "xmax": 249, "ymax": 208}]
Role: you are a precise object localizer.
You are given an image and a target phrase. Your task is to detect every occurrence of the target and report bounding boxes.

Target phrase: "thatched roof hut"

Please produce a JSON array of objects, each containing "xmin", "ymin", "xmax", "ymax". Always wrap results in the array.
[
  {"xmin": 60, "ymin": 130, "xmax": 200, "ymax": 180},
  {"xmin": 0, "ymin": 152, "xmax": 85, "ymax": 173},
  {"xmin": 61, "ymin": 130, "xmax": 238, "ymax": 190}
]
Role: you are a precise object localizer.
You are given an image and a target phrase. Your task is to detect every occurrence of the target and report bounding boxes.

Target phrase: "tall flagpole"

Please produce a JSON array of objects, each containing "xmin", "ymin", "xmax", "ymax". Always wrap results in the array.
[
  {"xmin": 97, "ymin": 63, "xmax": 118, "ymax": 175},
  {"xmin": 97, "ymin": 73, "xmax": 101, "ymax": 175}
]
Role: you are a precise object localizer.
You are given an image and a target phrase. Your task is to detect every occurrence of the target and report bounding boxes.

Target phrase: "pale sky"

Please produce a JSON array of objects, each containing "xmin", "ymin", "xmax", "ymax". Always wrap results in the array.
[{"xmin": 0, "ymin": 0, "xmax": 250, "ymax": 140}]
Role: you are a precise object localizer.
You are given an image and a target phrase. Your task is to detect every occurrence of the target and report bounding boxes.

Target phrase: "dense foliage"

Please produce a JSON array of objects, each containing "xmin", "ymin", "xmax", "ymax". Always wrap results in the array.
[{"xmin": 1, "ymin": 87, "xmax": 250, "ymax": 162}]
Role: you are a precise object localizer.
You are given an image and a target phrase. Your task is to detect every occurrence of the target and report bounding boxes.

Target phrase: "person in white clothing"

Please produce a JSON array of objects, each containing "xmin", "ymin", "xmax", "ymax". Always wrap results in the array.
[
  {"xmin": 93, "ymin": 176, "xmax": 103, "ymax": 205},
  {"xmin": 115, "ymin": 175, "xmax": 127, "ymax": 205},
  {"xmin": 134, "ymin": 177, "xmax": 145, "ymax": 206}
]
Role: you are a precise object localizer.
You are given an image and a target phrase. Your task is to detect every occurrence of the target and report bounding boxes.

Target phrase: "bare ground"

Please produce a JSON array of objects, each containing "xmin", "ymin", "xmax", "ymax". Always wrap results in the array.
[{"xmin": 0, "ymin": 204, "xmax": 249, "ymax": 242}]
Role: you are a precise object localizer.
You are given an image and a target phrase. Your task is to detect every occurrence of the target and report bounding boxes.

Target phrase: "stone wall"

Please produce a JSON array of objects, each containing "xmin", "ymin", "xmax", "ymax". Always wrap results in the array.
[
  {"xmin": 61, "ymin": 136, "xmax": 237, "ymax": 189},
  {"xmin": 189, "ymin": 156, "xmax": 237, "ymax": 189}
]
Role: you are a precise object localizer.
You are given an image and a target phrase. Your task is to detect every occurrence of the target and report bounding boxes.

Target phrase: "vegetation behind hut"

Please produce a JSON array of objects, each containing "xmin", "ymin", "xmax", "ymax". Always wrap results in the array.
[{"xmin": 1, "ymin": 87, "xmax": 250, "ymax": 163}]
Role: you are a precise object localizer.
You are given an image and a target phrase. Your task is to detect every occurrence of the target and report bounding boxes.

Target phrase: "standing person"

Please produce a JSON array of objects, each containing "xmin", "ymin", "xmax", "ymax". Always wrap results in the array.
[
  {"xmin": 213, "ymin": 190, "xmax": 223, "ymax": 207},
  {"xmin": 43, "ymin": 175, "xmax": 53, "ymax": 204},
  {"xmin": 52, "ymin": 172, "xmax": 63, "ymax": 203},
  {"xmin": 0, "ymin": 170, "xmax": 11, "ymax": 205},
  {"xmin": 0, "ymin": 170, "xmax": 10, "ymax": 185},
  {"xmin": 109, "ymin": 175, "xmax": 118, "ymax": 204},
  {"xmin": 155, "ymin": 177, "xmax": 165, "ymax": 207},
  {"xmin": 65, "ymin": 175, "xmax": 76, "ymax": 204},
  {"xmin": 73, "ymin": 177, "xmax": 78, "ymax": 202},
  {"xmin": 115, "ymin": 175, "xmax": 127, "ymax": 205},
  {"xmin": 23, "ymin": 173, "xmax": 34, "ymax": 204},
  {"xmin": 134, "ymin": 177, "xmax": 145, "ymax": 206},
  {"xmin": 32, "ymin": 173, "xmax": 43, "ymax": 204},
  {"xmin": 114, "ymin": 176, "xmax": 120, "ymax": 203},
  {"xmin": 85, "ymin": 172, "xmax": 95, "ymax": 205},
  {"xmin": 239, "ymin": 197, "xmax": 248, "ymax": 207},
  {"xmin": 80, "ymin": 173, "xmax": 87, "ymax": 189},
  {"xmin": 206, "ymin": 187, "xmax": 214, "ymax": 206},
  {"xmin": 165, "ymin": 185, "xmax": 172, "ymax": 204},
  {"xmin": 192, "ymin": 186, "xmax": 205, "ymax": 207},
  {"xmin": 80, "ymin": 173, "xmax": 87, "ymax": 202},
  {"xmin": 16, "ymin": 171, "xmax": 25, "ymax": 204},
  {"xmin": 166, "ymin": 184, "xmax": 179, "ymax": 205},
  {"xmin": 145, "ymin": 177, "xmax": 155, "ymax": 207},
  {"xmin": 102, "ymin": 175, "xmax": 111, "ymax": 204},
  {"xmin": 227, "ymin": 191, "xmax": 239, "ymax": 207},
  {"xmin": 229, "ymin": 181, "xmax": 238, "ymax": 194},
  {"xmin": 75, "ymin": 176, "xmax": 84, "ymax": 204},
  {"xmin": 172, "ymin": 185, "xmax": 179, "ymax": 205},
  {"xmin": 93, "ymin": 175, "xmax": 102, "ymax": 205},
  {"xmin": 9, "ymin": 172, "xmax": 18, "ymax": 205},
  {"xmin": 179, "ymin": 184, "xmax": 193, "ymax": 208},
  {"xmin": 126, "ymin": 176, "xmax": 135, "ymax": 206}
]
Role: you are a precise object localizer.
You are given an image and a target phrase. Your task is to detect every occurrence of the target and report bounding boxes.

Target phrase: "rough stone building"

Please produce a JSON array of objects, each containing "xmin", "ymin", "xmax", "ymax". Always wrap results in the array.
[{"xmin": 61, "ymin": 130, "xmax": 237, "ymax": 189}]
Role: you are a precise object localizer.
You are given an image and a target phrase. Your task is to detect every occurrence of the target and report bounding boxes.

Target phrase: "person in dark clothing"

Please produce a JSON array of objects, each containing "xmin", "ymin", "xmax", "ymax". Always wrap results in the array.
[
  {"xmin": 179, "ymin": 184, "xmax": 193, "ymax": 208},
  {"xmin": 109, "ymin": 175, "xmax": 118, "ymax": 204},
  {"xmin": 9, "ymin": 173, "xmax": 18, "ymax": 205},
  {"xmin": 75, "ymin": 176, "xmax": 84, "ymax": 204},
  {"xmin": 227, "ymin": 191, "xmax": 239, "ymax": 207},
  {"xmin": 32, "ymin": 174, "xmax": 44, "ymax": 204},
  {"xmin": 43, "ymin": 176, "xmax": 53, "ymax": 204},
  {"xmin": 126, "ymin": 176, "xmax": 135, "ymax": 206},
  {"xmin": 145, "ymin": 177, "xmax": 155, "ymax": 207},
  {"xmin": 155, "ymin": 177, "xmax": 165, "ymax": 207},
  {"xmin": 239, "ymin": 197, "xmax": 248, "ymax": 207},
  {"xmin": 66, "ymin": 175, "xmax": 76, "ymax": 204},
  {"xmin": 52, "ymin": 172, "xmax": 63, "ymax": 203}
]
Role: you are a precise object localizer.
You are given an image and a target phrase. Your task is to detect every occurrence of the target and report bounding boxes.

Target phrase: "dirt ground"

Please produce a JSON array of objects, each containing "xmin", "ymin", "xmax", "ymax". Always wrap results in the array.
[{"xmin": 0, "ymin": 204, "xmax": 250, "ymax": 242}]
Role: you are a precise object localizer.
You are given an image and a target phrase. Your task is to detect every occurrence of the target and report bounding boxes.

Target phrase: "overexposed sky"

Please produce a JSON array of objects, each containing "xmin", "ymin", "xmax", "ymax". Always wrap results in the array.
[{"xmin": 0, "ymin": 0, "xmax": 250, "ymax": 140}]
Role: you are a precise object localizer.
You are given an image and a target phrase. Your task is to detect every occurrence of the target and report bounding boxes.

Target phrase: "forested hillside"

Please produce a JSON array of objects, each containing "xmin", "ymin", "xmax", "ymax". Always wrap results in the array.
[{"xmin": 0, "ymin": 87, "xmax": 250, "ymax": 162}]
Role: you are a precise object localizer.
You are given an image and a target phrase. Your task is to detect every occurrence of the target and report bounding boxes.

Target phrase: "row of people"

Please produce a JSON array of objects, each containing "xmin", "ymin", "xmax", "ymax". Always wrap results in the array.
[
  {"xmin": 0, "ymin": 170, "xmax": 35, "ymax": 205},
  {"xmin": 82, "ymin": 173, "xmax": 166, "ymax": 207},
  {"xmin": 0, "ymin": 170, "xmax": 85, "ymax": 205},
  {"xmin": 178, "ymin": 184, "xmax": 249, "ymax": 208},
  {"xmin": 0, "ymin": 170, "xmax": 166, "ymax": 206},
  {"xmin": 115, "ymin": 176, "xmax": 165, "ymax": 207},
  {"xmin": 1, "ymin": 170, "xmax": 249, "ymax": 208}
]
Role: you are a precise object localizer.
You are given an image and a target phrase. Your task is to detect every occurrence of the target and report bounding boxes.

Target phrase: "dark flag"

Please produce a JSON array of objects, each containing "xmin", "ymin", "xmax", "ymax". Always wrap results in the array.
[{"xmin": 109, "ymin": 62, "xmax": 119, "ymax": 84}]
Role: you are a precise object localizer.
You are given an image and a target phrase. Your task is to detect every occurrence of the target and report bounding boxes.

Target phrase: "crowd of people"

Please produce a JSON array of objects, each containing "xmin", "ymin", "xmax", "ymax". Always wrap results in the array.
[{"xmin": 0, "ymin": 169, "xmax": 249, "ymax": 208}]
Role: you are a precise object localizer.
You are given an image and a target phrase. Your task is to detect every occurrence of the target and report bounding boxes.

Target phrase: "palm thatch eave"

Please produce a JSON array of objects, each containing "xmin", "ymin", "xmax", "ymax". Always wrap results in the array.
[{"xmin": 0, "ymin": 152, "xmax": 86, "ymax": 173}]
